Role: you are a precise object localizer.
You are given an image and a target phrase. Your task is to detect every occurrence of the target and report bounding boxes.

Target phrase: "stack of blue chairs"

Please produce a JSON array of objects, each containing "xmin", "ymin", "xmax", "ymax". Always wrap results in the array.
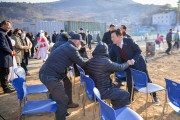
[
  {"xmin": 14, "ymin": 67, "xmax": 48, "ymax": 99},
  {"xmin": 11, "ymin": 77, "xmax": 57, "ymax": 120}
]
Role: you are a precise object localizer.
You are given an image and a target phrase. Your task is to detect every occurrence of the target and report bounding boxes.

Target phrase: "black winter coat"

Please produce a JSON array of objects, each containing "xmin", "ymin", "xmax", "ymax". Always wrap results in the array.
[
  {"xmin": 40, "ymin": 41, "xmax": 87, "ymax": 79},
  {"xmin": 87, "ymin": 42, "xmax": 129, "ymax": 93},
  {"xmin": 0, "ymin": 28, "xmax": 13, "ymax": 68}
]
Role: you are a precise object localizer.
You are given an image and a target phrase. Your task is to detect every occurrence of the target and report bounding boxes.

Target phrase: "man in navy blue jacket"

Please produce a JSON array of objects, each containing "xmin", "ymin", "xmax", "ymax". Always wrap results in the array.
[
  {"xmin": 0, "ymin": 20, "xmax": 14, "ymax": 93},
  {"xmin": 109, "ymin": 29, "xmax": 159, "ymax": 103}
]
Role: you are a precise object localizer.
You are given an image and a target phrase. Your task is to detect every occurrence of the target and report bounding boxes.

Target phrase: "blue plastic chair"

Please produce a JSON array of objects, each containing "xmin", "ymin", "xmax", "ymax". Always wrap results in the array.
[
  {"xmin": 11, "ymin": 78, "xmax": 57, "ymax": 120},
  {"xmin": 115, "ymin": 71, "xmax": 127, "ymax": 89},
  {"xmin": 14, "ymin": 67, "xmax": 48, "ymax": 95},
  {"xmin": 81, "ymin": 72, "xmax": 96, "ymax": 116},
  {"xmin": 161, "ymin": 78, "xmax": 180, "ymax": 119},
  {"xmin": 130, "ymin": 68, "xmax": 164, "ymax": 119},
  {"xmin": 93, "ymin": 87, "xmax": 143, "ymax": 120},
  {"xmin": 14, "ymin": 67, "xmax": 26, "ymax": 80},
  {"xmin": 76, "ymin": 64, "xmax": 86, "ymax": 99}
]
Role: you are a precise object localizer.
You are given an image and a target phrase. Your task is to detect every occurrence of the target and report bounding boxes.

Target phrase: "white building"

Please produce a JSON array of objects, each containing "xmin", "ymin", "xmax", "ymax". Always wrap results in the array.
[{"xmin": 152, "ymin": 11, "xmax": 176, "ymax": 25}]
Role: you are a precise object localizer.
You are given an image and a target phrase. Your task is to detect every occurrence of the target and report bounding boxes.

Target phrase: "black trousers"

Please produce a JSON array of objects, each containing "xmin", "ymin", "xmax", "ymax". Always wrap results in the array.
[
  {"xmin": 21, "ymin": 52, "xmax": 29, "ymax": 72},
  {"xmin": 0, "ymin": 67, "xmax": 9, "ymax": 91},
  {"xmin": 173, "ymin": 42, "xmax": 179, "ymax": 49},
  {"xmin": 63, "ymin": 75, "xmax": 73, "ymax": 104},
  {"xmin": 31, "ymin": 45, "xmax": 35, "ymax": 57},
  {"xmin": 166, "ymin": 41, "xmax": 172, "ymax": 53},
  {"xmin": 101, "ymin": 85, "xmax": 130, "ymax": 110},
  {"xmin": 39, "ymin": 73, "xmax": 68, "ymax": 120},
  {"xmin": 88, "ymin": 42, "xmax": 92, "ymax": 50}
]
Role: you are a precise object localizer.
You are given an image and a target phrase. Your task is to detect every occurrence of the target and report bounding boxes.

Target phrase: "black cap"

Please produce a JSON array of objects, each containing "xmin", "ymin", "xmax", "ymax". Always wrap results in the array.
[{"xmin": 71, "ymin": 33, "xmax": 85, "ymax": 44}]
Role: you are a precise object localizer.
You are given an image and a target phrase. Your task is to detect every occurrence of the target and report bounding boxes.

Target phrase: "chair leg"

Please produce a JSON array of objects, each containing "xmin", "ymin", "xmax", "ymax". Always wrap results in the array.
[
  {"xmin": 98, "ymin": 103, "xmax": 101, "ymax": 120},
  {"xmin": 161, "ymin": 90, "xmax": 167, "ymax": 120},
  {"xmin": 73, "ymin": 71, "xmax": 75, "ymax": 95},
  {"xmin": 93, "ymin": 95, "xmax": 96, "ymax": 120},
  {"xmin": 82, "ymin": 90, "xmax": 86, "ymax": 116},
  {"xmin": 0, "ymin": 114, "xmax": 5, "ymax": 120},
  {"xmin": 145, "ymin": 93, "xmax": 148, "ymax": 120},
  {"xmin": 79, "ymin": 83, "xmax": 82, "ymax": 100}
]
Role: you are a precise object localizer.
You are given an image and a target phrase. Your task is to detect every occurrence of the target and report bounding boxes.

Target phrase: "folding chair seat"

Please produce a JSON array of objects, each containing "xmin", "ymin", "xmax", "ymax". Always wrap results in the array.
[
  {"xmin": 130, "ymin": 68, "xmax": 165, "ymax": 119},
  {"xmin": 14, "ymin": 67, "xmax": 48, "ymax": 95},
  {"xmin": 11, "ymin": 78, "xmax": 57, "ymax": 120},
  {"xmin": 93, "ymin": 87, "xmax": 143, "ymax": 120},
  {"xmin": 161, "ymin": 78, "xmax": 180, "ymax": 119}
]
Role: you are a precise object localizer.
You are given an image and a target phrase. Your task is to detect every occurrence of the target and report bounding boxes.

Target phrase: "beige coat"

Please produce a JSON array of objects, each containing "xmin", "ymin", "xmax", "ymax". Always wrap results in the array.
[{"xmin": 11, "ymin": 34, "xmax": 24, "ymax": 65}]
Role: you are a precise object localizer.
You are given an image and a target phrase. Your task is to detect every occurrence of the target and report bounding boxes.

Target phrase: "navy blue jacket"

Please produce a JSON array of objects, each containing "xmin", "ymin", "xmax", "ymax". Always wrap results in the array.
[
  {"xmin": 0, "ymin": 28, "xmax": 13, "ymax": 68},
  {"xmin": 87, "ymin": 34, "xmax": 92, "ymax": 43},
  {"xmin": 109, "ymin": 38, "xmax": 147, "ymax": 71},
  {"xmin": 102, "ymin": 31, "xmax": 113, "ymax": 45},
  {"xmin": 40, "ymin": 41, "xmax": 87, "ymax": 79}
]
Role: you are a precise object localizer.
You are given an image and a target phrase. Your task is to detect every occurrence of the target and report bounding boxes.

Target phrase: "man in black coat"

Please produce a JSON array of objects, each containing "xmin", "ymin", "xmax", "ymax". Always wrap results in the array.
[
  {"xmin": 102, "ymin": 24, "xmax": 115, "ymax": 52},
  {"xmin": 39, "ymin": 33, "xmax": 87, "ymax": 120},
  {"xmin": 120, "ymin": 25, "xmax": 131, "ymax": 38},
  {"xmin": 52, "ymin": 31, "xmax": 58, "ymax": 43},
  {"xmin": 0, "ymin": 20, "xmax": 14, "ymax": 93},
  {"xmin": 87, "ymin": 42, "xmax": 133, "ymax": 109},
  {"xmin": 109, "ymin": 30, "xmax": 159, "ymax": 103}
]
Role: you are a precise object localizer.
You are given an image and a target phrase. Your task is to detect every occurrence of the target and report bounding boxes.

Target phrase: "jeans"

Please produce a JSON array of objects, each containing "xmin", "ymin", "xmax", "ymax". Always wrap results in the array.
[{"xmin": 39, "ymin": 73, "xmax": 68, "ymax": 120}]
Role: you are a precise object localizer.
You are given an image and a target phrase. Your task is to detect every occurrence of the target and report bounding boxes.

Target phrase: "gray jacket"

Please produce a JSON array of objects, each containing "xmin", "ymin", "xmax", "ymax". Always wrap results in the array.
[
  {"xmin": 87, "ymin": 42, "xmax": 129, "ymax": 92},
  {"xmin": 40, "ymin": 40, "xmax": 87, "ymax": 79}
]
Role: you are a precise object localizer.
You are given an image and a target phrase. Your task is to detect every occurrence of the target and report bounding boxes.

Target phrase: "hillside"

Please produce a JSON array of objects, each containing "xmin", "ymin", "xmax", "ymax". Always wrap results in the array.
[{"xmin": 0, "ymin": 0, "xmax": 169, "ymax": 25}]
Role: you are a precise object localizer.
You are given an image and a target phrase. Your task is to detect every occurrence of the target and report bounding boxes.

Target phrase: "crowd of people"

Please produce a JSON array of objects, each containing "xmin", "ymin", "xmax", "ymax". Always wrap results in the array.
[{"xmin": 0, "ymin": 20, "xmax": 179, "ymax": 120}]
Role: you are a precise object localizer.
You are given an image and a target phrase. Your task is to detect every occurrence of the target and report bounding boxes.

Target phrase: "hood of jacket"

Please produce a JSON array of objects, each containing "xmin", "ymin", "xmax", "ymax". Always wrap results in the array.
[{"xmin": 92, "ymin": 42, "xmax": 108, "ymax": 57}]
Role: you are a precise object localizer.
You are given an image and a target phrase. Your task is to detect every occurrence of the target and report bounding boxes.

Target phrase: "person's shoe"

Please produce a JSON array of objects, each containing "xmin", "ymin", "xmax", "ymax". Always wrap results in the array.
[
  {"xmin": 133, "ymin": 88, "xmax": 138, "ymax": 92},
  {"xmin": 153, "ymin": 97, "xmax": 159, "ymax": 103},
  {"xmin": 66, "ymin": 112, "xmax": 71, "ymax": 118},
  {"xmin": 26, "ymin": 72, "xmax": 31, "ymax": 76},
  {"xmin": 4, "ymin": 88, "xmax": 15, "ymax": 93},
  {"xmin": 68, "ymin": 103, "xmax": 79, "ymax": 108},
  {"xmin": 119, "ymin": 82, "xmax": 124, "ymax": 86}
]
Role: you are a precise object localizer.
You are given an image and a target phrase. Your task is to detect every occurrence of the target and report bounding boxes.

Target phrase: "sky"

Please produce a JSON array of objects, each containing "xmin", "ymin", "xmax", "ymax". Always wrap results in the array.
[{"xmin": 0, "ymin": 0, "xmax": 179, "ymax": 7}]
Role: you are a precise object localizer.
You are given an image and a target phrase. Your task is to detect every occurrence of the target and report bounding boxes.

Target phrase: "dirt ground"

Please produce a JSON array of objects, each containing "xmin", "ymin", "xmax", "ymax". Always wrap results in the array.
[{"xmin": 0, "ymin": 43, "xmax": 180, "ymax": 120}]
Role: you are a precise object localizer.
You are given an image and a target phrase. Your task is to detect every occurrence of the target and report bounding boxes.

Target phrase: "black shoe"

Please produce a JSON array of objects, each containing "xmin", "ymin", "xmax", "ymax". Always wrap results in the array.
[
  {"xmin": 66, "ymin": 112, "xmax": 71, "ymax": 118},
  {"xmin": 26, "ymin": 72, "xmax": 31, "ymax": 76},
  {"xmin": 4, "ymin": 88, "xmax": 15, "ymax": 93},
  {"xmin": 119, "ymin": 82, "xmax": 124, "ymax": 86},
  {"xmin": 133, "ymin": 88, "xmax": 138, "ymax": 92},
  {"xmin": 153, "ymin": 97, "xmax": 159, "ymax": 103}
]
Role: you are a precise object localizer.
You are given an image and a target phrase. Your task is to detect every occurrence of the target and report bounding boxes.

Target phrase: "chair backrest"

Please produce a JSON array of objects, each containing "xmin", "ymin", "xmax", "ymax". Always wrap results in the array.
[
  {"xmin": 11, "ymin": 78, "xmax": 27, "ymax": 103},
  {"xmin": 81, "ymin": 72, "xmax": 95, "ymax": 101},
  {"xmin": 116, "ymin": 71, "xmax": 126, "ymax": 78},
  {"xmin": 165, "ymin": 78, "xmax": 180, "ymax": 108},
  {"xmin": 14, "ymin": 67, "xmax": 26, "ymax": 80},
  {"xmin": 130, "ymin": 68, "xmax": 148, "ymax": 87},
  {"xmin": 93, "ymin": 87, "xmax": 116, "ymax": 120}
]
